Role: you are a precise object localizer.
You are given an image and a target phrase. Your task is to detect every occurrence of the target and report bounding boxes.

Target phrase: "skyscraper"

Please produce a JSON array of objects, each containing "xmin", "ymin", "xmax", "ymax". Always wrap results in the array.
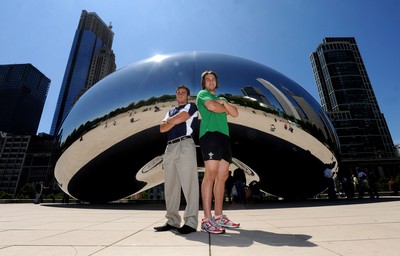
[
  {"xmin": 0, "ymin": 64, "xmax": 50, "ymax": 135},
  {"xmin": 50, "ymin": 10, "xmax": 115, "ymax": 135},
  {"xmin": 0, "ymin": 133, "xmax": 55, "ymax": 197},
  {"xmin": 310, "ymin": 37, "xmax": 397, "ymax": 176}
]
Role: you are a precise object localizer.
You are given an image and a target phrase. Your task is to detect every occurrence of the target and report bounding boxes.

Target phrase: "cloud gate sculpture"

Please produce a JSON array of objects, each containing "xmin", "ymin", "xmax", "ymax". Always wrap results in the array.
[{"xmin": 54, "ymin": 51, "xmax": 340, "ymax": 203}]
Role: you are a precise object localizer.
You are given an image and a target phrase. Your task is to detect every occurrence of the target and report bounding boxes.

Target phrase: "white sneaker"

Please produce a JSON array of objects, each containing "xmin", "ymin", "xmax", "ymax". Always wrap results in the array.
[
  {"xmin": 201, "ymin": 218, "xmax": 225, "ymax": 234},
  {"xmin": 213, "ymin": 215, "xmax": 240, "ymax": 228}
]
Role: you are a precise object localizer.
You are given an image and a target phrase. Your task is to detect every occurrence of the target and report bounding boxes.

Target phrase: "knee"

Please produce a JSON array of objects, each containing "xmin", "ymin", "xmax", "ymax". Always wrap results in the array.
[
  {"xmin": 202, "ymin": 173, "xmax": 217, "ymax": 184},
  {"xmin": 219, "ymin": 171, "xmax": 229, "ymax": 182}
]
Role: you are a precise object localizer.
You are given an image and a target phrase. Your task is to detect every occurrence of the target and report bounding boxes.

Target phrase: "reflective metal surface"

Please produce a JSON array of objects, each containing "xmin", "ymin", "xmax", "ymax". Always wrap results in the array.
[{"xmin": 54, "ymin": 51, "xmax": 340, "ymax": 203}]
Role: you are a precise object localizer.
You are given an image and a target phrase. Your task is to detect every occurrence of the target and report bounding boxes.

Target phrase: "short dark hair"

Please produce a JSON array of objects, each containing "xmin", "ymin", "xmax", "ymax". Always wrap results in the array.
[
  {"xmin": 176, "ymin": 85, "xmax": 190, "ymax": 95},
  {"xmin": 201, "ymin": 70, "xmax": 218, "ymax": 89}
]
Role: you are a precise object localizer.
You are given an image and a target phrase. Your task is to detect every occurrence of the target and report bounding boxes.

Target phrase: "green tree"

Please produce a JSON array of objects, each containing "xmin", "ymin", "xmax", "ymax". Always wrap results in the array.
[{"xmin": 16, "ymin": 183, "xmax": 36, "ymax": 199}]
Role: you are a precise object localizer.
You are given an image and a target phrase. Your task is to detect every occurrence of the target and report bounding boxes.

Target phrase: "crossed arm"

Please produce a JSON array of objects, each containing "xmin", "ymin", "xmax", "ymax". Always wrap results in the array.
[
  {"xmin": 204, "ymin": 99, "xmax": 238, "ymax": 117},
  {"xmin": 160, "ymin": 111, "xmax": 190, "ymax": 133}
]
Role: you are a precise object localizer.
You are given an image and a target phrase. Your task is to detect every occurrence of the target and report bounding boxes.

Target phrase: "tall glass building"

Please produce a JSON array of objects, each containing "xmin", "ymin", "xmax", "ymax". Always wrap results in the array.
[
  {"xmin": 0, "ymin": 64, "xmax": 50, "ymax": 135},
  {"xmin": 50, "ymin": 10, "xmax": 116, "ymax": 135},
  {"xmin": 310, "ymin": 37, "xmax": 398, "ymax": 177}
]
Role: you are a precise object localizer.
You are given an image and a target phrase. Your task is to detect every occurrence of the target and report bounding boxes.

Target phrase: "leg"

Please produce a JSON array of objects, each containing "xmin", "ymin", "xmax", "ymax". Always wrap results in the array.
[
  {"xmin": 213, "ymin": 162, "xmax": 241, "ymax": 228},
  {"xmin": 201, "ymin": 160, "xmax": 219, "ymax": 220},
  {"xmin": 34, "ymin": 193, "xmax": 40, "ymax": 204},
  {"xmin": 177, "ymin": 140, "xmax": 199, "ymax": 229},
  {"xmin": 214, "ymin": 159, "xmax": 230, "ymax": 216},
  {"xmin": 163, "ymin": 145, "xmax": 182, "ymax": 227}
]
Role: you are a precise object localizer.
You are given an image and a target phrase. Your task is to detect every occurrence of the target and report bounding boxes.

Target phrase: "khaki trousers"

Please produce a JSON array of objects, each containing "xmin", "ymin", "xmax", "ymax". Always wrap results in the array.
[{"xmin": 162, "ymin": 138, "xmax": 199, "ymax": 229}]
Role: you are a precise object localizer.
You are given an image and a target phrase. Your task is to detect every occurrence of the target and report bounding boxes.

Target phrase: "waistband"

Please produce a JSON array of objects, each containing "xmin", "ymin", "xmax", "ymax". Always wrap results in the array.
[{"xmin": 167, "ymin": 135, "xmax": 192, "ymax": 145}]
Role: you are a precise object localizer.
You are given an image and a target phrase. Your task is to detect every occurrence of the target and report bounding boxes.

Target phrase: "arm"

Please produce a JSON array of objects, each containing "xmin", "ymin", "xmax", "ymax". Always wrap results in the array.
[
  {"xmin": 160, "ymin": 111, "xmax": 191, "ymax": 133},
  {"xmin": 221, "ymin": 100, "xmax": 239, "ymax": 117},
  {"xmin": 204, "ymin": 99, "xmax": 238, "ymax": 117}
]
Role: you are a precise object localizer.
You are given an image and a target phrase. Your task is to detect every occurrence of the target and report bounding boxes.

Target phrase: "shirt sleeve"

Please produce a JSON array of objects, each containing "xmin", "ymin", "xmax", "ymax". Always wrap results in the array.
[
  {"xmin": 197, "ymin": 90, "xmax": 213, "ymax": 106},
  {"xmin": 161, "ymin": 110, "xmax": 170, "ymax": 122},
  {"xmin": 185, "ymin": 102, "xmax": 198, "ymax": 117}
]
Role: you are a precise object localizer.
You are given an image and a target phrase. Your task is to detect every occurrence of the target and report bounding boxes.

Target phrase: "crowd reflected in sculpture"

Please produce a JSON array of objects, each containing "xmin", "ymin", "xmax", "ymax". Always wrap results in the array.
[{"xmin": 54, "ymin": 52, "xmax": 340, "ymax": 203}]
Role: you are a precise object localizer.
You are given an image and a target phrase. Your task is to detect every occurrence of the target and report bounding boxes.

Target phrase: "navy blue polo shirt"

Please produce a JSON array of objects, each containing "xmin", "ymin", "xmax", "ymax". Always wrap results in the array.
[{"xmin": 163, "ymin": 102, "xmax": 198, "ymax": 141}]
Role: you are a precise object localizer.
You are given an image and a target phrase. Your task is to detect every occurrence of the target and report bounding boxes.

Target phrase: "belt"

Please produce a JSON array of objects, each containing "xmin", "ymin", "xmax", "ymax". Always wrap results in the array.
[{"xmin": 167, "ymin": 135, "xmax": 192, "ymax": 145}]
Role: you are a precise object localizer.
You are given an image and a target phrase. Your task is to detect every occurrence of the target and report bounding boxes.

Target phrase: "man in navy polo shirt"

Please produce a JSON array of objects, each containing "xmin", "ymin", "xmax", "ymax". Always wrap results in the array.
[{"xmin": 154, "ymin": 85, "xmax": 199, "ymax": 234}]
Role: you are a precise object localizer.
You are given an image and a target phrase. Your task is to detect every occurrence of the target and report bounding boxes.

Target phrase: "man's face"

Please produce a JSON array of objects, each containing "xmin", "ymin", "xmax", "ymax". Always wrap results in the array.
[
  {"xmin": 203, "ymin": 73, "xmax": 217, "ymax": 91},
  {"xmin": 176, "ymin": 88, "xmax": 189, "ymax": 104}
]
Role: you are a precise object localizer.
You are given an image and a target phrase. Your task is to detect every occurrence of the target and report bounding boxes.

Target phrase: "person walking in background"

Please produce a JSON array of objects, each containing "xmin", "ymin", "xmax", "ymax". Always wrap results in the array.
[
  {"xmin": 197, "ymin": 70, "xmax": 239, "ymax": 234},
  {"xmin": 352, "ymin": 173, "xmax": 359, "ymax": 193},
  {"xmin": 33, "ymin": 181, "xmax": 48, "ymax": 204},
  {"xmin": 365, "ymin": 169, "xmax": 379, "ymax": 199},
  {"xmin": 341, "ymin": 175, "xmax": 354, "ymax": 199},
  {"xmin": 225, "ymin": 171, "xmax": 234, "ymax": 204},
  {"xmin": 154, "ymin": 85, "xmax": 199, "ymax": 234},
  {"xmin": 388, "ymin": 176, "xmax": 399, "ymax": 196},
  {"xmin": 323, "ymin": 163, "xmax": 337, "ymax": 200},
  {"xmin": 357, "ymin": 167, "xmax": 370, "ymax": 199},
  {"xmin": 233, "ymin": 167, "xmax": 247, "ymax": 204}
]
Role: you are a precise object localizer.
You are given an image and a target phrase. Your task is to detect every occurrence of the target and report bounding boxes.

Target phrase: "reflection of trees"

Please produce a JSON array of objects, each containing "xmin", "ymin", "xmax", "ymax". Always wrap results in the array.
[
  {"xmin": 59, "ymin": 94, "xmax": 176, "ymax": 152},
  {"xmin": 297, "ymin": 119, "xmax": 335, "ymax": 151},
  {"xmin": 61, "ymin": 120, "xmax": 100, "ymax": 153},
  {"xmin": 59, "ymin": 93, "xmax": 337, "ymax": 156}
]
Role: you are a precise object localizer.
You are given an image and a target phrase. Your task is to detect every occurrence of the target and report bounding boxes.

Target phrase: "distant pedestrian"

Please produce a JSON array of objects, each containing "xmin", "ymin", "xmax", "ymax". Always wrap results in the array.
[
  {"xmin": 323, "ymin": 164, "xmax": 337, "ymax": 200},
  {"xmin": 352, "ymin": 173, "xmax": 359, "ymax": 192},
  {"xmin": 388, "ymin": 177, "xmax": 399, "ymax": 195},
  {"xmin": 62, "ymin": 192, "xmax": 70, "ymax": 204},
  {"xmin": 357, "ymin": 168, "xmax": 370, "ymax": 198},
  {"xmin": 225, "ymin": 171, "xmax": 234, "ymax": 204},
  {"xmin": 33, "ymin": 181, "xmax": 49, "ymax": 204},
  {"xmin": 365, "ymin": 169, "xmax": 379, "ymax": 198},
  {"xmin": 233, "ymin": 167, "xmax": 247, "ymax": 204}
]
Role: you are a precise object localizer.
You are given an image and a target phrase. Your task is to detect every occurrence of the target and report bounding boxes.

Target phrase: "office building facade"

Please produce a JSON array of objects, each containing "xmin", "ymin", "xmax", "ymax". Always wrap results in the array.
[
  {"xmin": 0, "ymin": 64, "xmax": 50, "ymax": 135},
  {"xmin": 50, "ymin": 10, "xmax": 116, "ymax": 135},
  {"xmin": 0, "ymin": 132, "xmax": 55, "ymax": 197},
  {"xmin": 310, "ymin": 37, "xmax": 398, "ymax": 177},
  {"xmin": 0, "ymin": 133, "xmax": 30, "ymax": 196}
]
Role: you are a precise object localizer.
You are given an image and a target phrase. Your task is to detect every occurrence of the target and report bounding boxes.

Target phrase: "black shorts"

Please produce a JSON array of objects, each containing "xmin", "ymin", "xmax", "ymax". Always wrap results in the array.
[{"xmin": 199, "ymin": 131, "xmax": 232, "ymax": 162}]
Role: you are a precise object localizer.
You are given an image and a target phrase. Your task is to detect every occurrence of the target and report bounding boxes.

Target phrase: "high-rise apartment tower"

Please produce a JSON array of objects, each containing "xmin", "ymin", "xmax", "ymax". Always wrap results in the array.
[
  {"xmin": 50, "ymin": 10, "xmax": 116, "ymax": 135},
  {"xmin": 310, "ymin": 37, "xmax": 397, "ymax": 176}
]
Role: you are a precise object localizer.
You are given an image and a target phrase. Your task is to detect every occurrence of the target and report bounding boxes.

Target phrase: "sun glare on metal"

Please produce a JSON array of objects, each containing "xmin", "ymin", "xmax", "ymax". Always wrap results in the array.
[{"xmin": 150, "ymin": 54, "xmax": 167, "ymax": 62}]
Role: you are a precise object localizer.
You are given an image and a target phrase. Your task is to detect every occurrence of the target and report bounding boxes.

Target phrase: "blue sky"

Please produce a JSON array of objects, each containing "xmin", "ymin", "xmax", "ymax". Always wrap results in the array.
[{"xmin": 1, "ymin": 0, "xmax": 399, "ymax": 144}]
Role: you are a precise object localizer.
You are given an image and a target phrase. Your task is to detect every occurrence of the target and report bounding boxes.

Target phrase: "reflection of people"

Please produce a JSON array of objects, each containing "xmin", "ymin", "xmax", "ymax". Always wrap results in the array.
[
  {"xmin": 33, "ymin": 181, "xmax": 48, "ymax": 204},
  {"xmin": 197, "ymin": 70, "xmax": 239, "ymax": 234},
  {"xmin": 154, "ymin": 85, "xmax": 199, "ymax": 234}
]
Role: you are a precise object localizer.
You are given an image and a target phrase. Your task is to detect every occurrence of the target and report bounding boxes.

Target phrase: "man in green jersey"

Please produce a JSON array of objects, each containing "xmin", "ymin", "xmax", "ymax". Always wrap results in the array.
[{"xmin": 197, "ymin": 70, "xmax": 240, "ymax": 234}]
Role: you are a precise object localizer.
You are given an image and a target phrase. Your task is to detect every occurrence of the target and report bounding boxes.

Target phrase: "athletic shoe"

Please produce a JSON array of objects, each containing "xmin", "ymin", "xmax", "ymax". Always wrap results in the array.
[
  {"xmin": 201, "ymin": 218, "xmax": 225, "ymax": 234},
  {"xmin": 213, "ymin": 215, "xmax": 240, "ymax": 228}
]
